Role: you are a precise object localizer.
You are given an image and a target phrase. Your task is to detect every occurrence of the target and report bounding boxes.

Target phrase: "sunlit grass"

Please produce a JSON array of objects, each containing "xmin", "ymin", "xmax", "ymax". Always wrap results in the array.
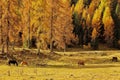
[
  {"xmin": 1, "ymin": 47, "xmax": 120, "ymax": 80},
  {"xmin": 0, "ymin": 65, "xmax": 120, "ymax": 80}
]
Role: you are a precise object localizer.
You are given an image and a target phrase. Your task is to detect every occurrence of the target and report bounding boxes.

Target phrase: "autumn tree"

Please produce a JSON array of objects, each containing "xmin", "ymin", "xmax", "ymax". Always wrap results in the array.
[
  {"xmin": 51, "ymin": 0, "xmax": 74, "ymax": 51},
  {"xmin": 73, "ymin": 0, "xmax": 85, "ymax": 47},
  {"xmin": 8, "ymin": 0, "xmax": 22, "ymax": 50},
  {"xmin": 50, "ymin": 0, "xmax": 54, "ymax": 52},
  {"xmin": 115, "ymin": 1, "xmax": 120, "ymax": 48},
  {"xmin": 91, "ymin": 28, "xmax": 99, "ymax": 49},
  {"xmin": 0, "ymin": 1, "xmax": 5, "ymax": 53},
  {"xmin": 74, "ymin": 0, "xmax": 84, "ymax": 15},
  {"xmin": 72, "ymin": 12, "xmax": 84, "ymax": 47},
  {"xmin": 22, "ymin": 0, "xmax": 32, "ymax": 48},
  {"xmin": 0, "ymin": 2, "xmax": 3, "ymax": 45},
  {"xmin": 61, "ymin": 0, "xmax": 74, "ymax": 51},
  {"xmin": 114, "ymin": 1, "xmax": 120, "ymax": 48},
  {"xmin": 27, "ymin": 0, "xmax": 31, "ymax": 49},
  {"xmin": 103, "ymin": 6, "xmax": 115, "ymax": 47},
  {"xmin": 1, "ymin": 0, "xmax": 120, "ymax": 51},
  {"xmin": 91, "ymin": 1, "xmax": 105, "ymax": 49},
  {"xmin": 81, "ymin": 8, "xmax": 90, "ymax": 45},
  {"xmin": 5, "ymin": 0, "xmax": 10, "ymax": 53},
  {"xmin": 31, "ymin": 0, "xmax": 50, "ymax": 54},
  {"xmin": 88, "ymin": 0, "xmax": 100, "ymax": 18}
]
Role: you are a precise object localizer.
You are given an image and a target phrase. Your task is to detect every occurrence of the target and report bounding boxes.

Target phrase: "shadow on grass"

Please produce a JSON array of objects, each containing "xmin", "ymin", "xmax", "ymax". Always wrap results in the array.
[{"xmin": 32, "ymin": 64, "xmax": 120, "ymax": 69}]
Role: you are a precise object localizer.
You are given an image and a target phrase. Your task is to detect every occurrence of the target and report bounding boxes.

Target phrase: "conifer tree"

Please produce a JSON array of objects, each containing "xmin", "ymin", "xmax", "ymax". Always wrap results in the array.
[{"xmin": 103, "ymin": 7, "xmax": 115, "ymax": 47}]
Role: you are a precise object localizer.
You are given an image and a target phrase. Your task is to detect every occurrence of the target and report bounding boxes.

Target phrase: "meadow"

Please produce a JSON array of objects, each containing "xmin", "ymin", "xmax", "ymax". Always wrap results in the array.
[
  {"xmin": 0, "ymin": 64, "xmax": 120, "ymax": 80},
  {"xmin": 0, "ymin": 49, "xmax": 120, "ymax": 80}
]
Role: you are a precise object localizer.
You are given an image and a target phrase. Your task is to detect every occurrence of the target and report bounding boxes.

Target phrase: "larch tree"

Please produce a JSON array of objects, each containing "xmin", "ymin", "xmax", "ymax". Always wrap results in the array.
[
  {"xmin": 88, "ymin": 0, "xmax": 101, "ymax": 20},
  {"xmin": 72, "ymin": 12, "xmax": 83, "ymax": 47},
  {"xmin": 114, "ymin": 0, "xmax": 120, "ymax": 48},
  {"xmin": 73, "ymin": 0, "xmax": 85, "ymax": 47},
  {"xmin": 0, "ymin": 0, "xmax": 5, "ymax": 53},
  {"xmin": 81, "ymin": 8, "xmax": 89, "ymax": 45},
  {"xmin": 91, "ymin": 1, "xmax": 105, "ymax": 49},
  {"xmin": 0, "ymin": 2, "xmax": 3, "ymax": 45},
  {"xmin": 0, "ymin": 0, "xmax": 11, "ymax": 53},
  {"xmin": 91, "ymin": 28, "xmax": 98, "ymax": 49},
  {"xmin": 22, "ymin": 0, "xmax": 32, "ymax": 48},
  {"xmin": 74, "ymin": 0, "xmax": 84, "ymax": 15},
  {"xmin": 31, "ymin": 0, "xmax": 49, "ymax": 54},
  {"xmin": 5, "ymin": 0, "xmax": 10, "ymax": 53},
  {"xmin": 8, "ymin": 0, "xmax": 22, "ymax": 50},
  {"xmin": 61, "ymin": 0, "xmax": 74, "ymax": 51},
  {"xmin": 50, "ymin": 0, "xmax": 54, "ymax": 52},
  {"xmin": 115, "ymin": 1, "xmax": 120, "ymax": 44},
  {"xmin": 27, "ymin": 0, "xmax": 31, "ymax": 49},
  {"xmin": 52, "ymin": 0, "xmax": 74, "ymax": 51},
  {"xmin": 103, "ymin": 6, "xmax": 115, "ymax": 47}
]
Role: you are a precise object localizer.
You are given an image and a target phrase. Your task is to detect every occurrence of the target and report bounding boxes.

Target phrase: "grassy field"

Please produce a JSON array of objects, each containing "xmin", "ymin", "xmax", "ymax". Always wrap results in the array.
[
  {"xmin": 0, "ymin": 49, "xmax": 120, "ymax": 80},
  {"xmin": 0, "ymin": 64, "xmax": 120, "ymax": 80}
]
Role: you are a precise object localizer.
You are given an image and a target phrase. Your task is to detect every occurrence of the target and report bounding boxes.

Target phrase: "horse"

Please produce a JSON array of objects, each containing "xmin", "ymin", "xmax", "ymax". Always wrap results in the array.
[{"xmin": 8, "ymin": 59, "xmax": 18, "ymax": 66}]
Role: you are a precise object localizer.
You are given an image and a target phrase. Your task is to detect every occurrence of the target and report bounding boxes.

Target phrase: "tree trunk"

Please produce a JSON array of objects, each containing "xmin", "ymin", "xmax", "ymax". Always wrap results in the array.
[
  {"xmin": 50, "ymin": 0, "xmax": 54, "ymax": 52},
  {"xmin": 63, "ymin": 30, "xmax": 66, "ymax": 52},
  {"xmin": 64, "ymin": 42, "xmax": 66, "ymax": 52},
  {"xmin": 6, "ymin": 0, "xmax": 10, "ymax": 54},
  {"xmin": 12, "ymin": 40, "xmax": 15, "ymax": 51},
  {"xmin": 6, "ymin": 36, "xmax": 9, "ymax": 53},
  {"xmin": 37, "ymin": 32, "xmax": 41, "ymax": 55},
  {"xmin": 0, "ymin": 27, "xmax": 3, "ymax": 44},
  {"xmin": 28, "ymin": 6, "xmax": 31, "ymax": 49},
  {"xmin": 37, "ymin": 44, "xmax": 40, "ymax": 55},
  {"xmin": 0, "ymin": 6, "xmax": 3, "ymax": 45},
  {"xmin": 63, "ymin": 24, "xmax": 67, "ymax": 52},
  {"xmin": 1, "ymin": 43, "xmax": 4, "ymax": 54}
]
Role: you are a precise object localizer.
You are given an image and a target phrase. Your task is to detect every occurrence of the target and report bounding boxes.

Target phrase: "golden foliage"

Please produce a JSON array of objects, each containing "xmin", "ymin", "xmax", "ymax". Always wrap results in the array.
[
  {"xmin": 103, "ymin": 6, "xmax": 114, "ymax": 43},
  {"xmin": 91, "ymin": 28, "xmax": 98, "ymax": 40}
]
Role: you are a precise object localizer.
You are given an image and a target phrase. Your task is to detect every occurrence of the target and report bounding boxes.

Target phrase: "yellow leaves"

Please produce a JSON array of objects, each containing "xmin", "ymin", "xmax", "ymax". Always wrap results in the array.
[
  {"xmin": 61, "ymin": 0, "xmax": 67, "ymax": 3},
  {"xmin": 92, "ymin": 28, "xmax": 98, "ymax": 40},
  {"xmin": 100, "ymin": 0, "xmax": 105, "ymax": 9},
  {"xmin": 88, "ymin": 0, "xmax": 100, "ymax": 16},
  {"xmin": 82, "ymin": 9, "xmax": 87, "ymax": 20},
  {"xmin": 92, "ymin": 9, "xmax": 101, "ymax": 28},
  {"xmin": 74, "ymin": 0, "xmax": 84, "ymax": 14},
  {"xmin": 102, "ymin": 6, "xmax": 114, "ymax": 41},
  {"xmin": 86, "ymin": 14, "xmax": 91, "ymax": 26},
  {"xmin": 32, "ymin": 0, "xmax": 45, "ymax": 9},
  {"xmin": 92, "ymin": 1, "xmax": 105, "ymax": 29},
  {"xmin": 102, "ymin": 7, "xmax": 113, "ymax": 26},
  {"xmin": 28, "ymin": 0, "xmax": 51, "ymax": 49}
]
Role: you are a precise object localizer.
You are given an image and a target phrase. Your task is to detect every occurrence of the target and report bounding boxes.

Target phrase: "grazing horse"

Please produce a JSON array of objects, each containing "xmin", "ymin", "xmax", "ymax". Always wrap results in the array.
[
  {"xmin": 8, "ymin": 60, "xmax": 18, "ymax": 66},
  {"xmin": 78, "ymin": 60, "xmax": 85, "ymax": 66},
  {"xmin": 20, "ymin": 61, "xmax": 28, "ymax": 66},
  {"xmin": 112, "ymin": 57, "xmax": 118, "ymax": 62}
]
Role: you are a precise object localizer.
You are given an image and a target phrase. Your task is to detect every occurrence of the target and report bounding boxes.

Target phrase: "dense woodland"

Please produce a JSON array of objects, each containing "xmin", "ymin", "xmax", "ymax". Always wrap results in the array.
[{"xmin": 0, "ymin": 0, "xmax": 120, "ymax": 53}]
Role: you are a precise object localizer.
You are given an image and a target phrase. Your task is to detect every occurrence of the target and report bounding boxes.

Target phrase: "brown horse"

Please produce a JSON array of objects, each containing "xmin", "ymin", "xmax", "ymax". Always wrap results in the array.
[
  {"xmin": 78, "ymin": 60, "xmax": 85, "ymax": 66},
  {"xmin": 20, "ymin": 61, "xmax": 28, "ymax": 66}
]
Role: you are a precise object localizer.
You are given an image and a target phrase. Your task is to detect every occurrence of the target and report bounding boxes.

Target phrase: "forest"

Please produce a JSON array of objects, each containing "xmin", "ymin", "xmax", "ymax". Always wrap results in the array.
[
  {"xmin": 0, "ymin": 0, "xmax": 120, "ymax": 80},
  {"xmin": 0, "ymin": 0, "xmax": 120, "ymax": 53}
]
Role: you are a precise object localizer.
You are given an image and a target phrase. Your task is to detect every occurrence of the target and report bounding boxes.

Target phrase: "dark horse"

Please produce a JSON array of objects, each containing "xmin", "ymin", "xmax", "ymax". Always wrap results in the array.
[{"xmin": 8, "ymin": 60, "xmax": 18, "ymax": 66}]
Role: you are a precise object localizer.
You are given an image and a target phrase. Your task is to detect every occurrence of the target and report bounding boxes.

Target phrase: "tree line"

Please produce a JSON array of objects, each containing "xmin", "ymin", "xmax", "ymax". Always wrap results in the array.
[{"xmin": 0, "ymin": 0, "xmax": 120, "ymax": 54}]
